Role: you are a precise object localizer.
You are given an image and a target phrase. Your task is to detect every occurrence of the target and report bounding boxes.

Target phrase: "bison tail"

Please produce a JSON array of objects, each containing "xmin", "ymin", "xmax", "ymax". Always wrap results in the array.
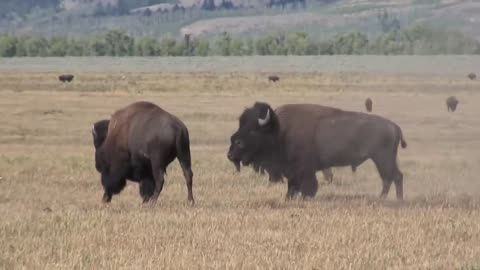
[
  {"xmin": 176, "ymin": 127, "xmax": 192, "ymax": 167},
  {"xmin": 398, "ymin": 127, "xmax": 407, "ymax": 149},
  {"xmin": 400, "ymin": 137, "xmax": 407, "ymax": 148}
]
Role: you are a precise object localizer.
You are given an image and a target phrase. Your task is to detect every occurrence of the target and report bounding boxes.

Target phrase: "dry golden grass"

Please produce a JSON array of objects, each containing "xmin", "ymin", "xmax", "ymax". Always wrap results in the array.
[{"xmin": 1, "ymin": 71, "xmax": 480, "ymax": 269}]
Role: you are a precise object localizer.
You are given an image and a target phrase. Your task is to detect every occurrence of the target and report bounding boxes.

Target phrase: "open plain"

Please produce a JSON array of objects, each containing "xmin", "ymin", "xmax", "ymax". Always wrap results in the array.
[{"xmin": 0, "ymin": 56, "xmax": 480, "ymax": 269}]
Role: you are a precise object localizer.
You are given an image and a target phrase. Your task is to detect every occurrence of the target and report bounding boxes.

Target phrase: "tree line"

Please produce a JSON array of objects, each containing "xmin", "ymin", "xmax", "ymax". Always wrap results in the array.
[{"xmin": 1, "ymin": 24, "xmax": 479, "ymax": 57}]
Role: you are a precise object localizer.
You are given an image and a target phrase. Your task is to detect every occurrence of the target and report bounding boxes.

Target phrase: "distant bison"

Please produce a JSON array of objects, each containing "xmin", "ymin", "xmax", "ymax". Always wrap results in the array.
[
  {"xmin": 365, "ymin": 98, "xmax": 373, "ymax": 112},
  {"xmin": 59, "ymin": 74, "xmax": 74, "ymax": 82},
  {"xmin": 468, "ymin": 73, "xmax": 476, "ymax": 80},
  {"xmin": 94, "ymin": 101, "xmax": 194, "ymax": 204},
  {"xmin": 268, "ymin": 75, "xmax": 280, "ymax": 82},
  {"xmin": 446, "ymin": 96, "xmax": 459, "ymax": 112},
  {"xmin": 92, "ymin": 119, "xmax": 155, "ymax": 201},
  {"xmin": 227, "ymin": 102, "xmax": 407, "ymax": 200}
]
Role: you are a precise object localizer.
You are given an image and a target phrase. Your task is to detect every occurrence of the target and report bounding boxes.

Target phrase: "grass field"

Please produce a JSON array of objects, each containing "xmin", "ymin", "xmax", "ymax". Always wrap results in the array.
[{"xmin": 1, "ymin": 58, "xmax": 480, "ymax": 269}]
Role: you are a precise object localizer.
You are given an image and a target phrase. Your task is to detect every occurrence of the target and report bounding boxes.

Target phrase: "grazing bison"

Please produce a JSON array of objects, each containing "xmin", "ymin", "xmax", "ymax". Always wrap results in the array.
[
  {"xmin": 94, "ymin": 101, "xmax": 194, "ymax": 204},
  {"xmin": 446, "ymin": 96, "xmax": 459, "ymax": 112},
  {"xmin": 59, "ymin": 74, "xmax": 74, "ymax": 82},
  {"xmin": 468, "ymin": 73, "xmax": 476, "ymax": 80},
  {"xmin": 227, "ymin": 102, "xmax": 407, "ymax": 200},
  {"xmin": 365, "ymin": 98, "xmax": 373, "ymax": 112},
  {"xmin": 92, "ymin": 119, "xmax": 156, "ymax": 201},
  {"xmin": 268, "ymin": 75, "xmax": 280, "ymax": 82}
]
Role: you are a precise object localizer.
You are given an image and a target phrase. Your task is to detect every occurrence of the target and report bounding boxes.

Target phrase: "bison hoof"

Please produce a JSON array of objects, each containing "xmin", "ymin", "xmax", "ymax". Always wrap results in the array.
[{"xmin": 102, "ymin": 193, "xmax": 112, "ymax": 203}]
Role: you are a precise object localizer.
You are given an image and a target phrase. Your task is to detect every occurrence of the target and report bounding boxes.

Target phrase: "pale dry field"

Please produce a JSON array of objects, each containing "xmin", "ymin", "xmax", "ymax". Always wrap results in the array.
[{"xmin": 0, "ymin": 70, "xmax": 480, "ymax": 269}]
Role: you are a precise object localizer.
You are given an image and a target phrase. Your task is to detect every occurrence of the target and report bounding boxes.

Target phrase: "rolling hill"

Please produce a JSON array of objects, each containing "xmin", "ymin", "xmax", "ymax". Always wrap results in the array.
[{"xmin": 0, "ymin": 0, "xmax": 479, "ymax": 41}]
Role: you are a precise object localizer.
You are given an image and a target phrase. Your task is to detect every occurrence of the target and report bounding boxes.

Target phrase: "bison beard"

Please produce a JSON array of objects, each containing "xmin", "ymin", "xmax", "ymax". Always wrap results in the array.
[
  {"xmin": 227, "ymin": 102, "xmax": 407, "ymax": 201},
  {"xmin": 92, "ymin": 101, "xmax": 194, "ymax": 205}
]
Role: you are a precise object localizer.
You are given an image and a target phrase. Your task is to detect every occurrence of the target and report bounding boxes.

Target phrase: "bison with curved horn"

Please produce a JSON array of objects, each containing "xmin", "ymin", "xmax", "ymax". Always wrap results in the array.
[
  {"xmin": 227, "ymin": 102, "xmax": 407, "ymax": 200},
  {"xmin": 93, "ymin": 101, "xmax": 194, "ymax": 205}
]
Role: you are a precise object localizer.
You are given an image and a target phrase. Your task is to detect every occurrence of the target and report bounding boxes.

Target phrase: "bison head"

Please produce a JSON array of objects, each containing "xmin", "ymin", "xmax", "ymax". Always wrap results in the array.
[
  {"xmin": 92, "ymin": 119, "xmax": 110, "ymax": 149},
  {"xmin": 227, "ymin": 102, "xmax": 280, "ymax": 166}
]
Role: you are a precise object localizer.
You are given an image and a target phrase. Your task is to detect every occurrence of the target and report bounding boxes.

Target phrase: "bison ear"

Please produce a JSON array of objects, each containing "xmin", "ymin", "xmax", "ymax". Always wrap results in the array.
[{"xmin": 258, "ymin": 108, "xmax": 271, "ymax": 126}]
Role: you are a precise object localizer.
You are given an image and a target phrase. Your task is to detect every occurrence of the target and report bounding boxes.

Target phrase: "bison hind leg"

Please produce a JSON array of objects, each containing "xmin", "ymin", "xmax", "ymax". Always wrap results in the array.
[
  {"xmin": 372, "ymin": 154, "xmax": 403, "ymax": 200},
  {"xmin": 139, "ymin": 179, "xmax": 155, "ymax": 203}
]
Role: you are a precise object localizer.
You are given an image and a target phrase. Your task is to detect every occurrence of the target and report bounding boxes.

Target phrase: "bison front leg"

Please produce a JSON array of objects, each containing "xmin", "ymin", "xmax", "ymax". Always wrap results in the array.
[
  {"xmin": 102, "ymin": 192, "xmax": 112, "ymax": 203},
  {"xmin": 285, "ymin": 178, "xmax": 300, "ymax": 200}
]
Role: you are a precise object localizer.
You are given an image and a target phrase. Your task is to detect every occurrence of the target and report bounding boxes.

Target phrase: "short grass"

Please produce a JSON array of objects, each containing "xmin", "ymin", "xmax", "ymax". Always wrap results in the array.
[{"xmin": 1, "ymin": 68, "xmax": 480, "ymax": 269}]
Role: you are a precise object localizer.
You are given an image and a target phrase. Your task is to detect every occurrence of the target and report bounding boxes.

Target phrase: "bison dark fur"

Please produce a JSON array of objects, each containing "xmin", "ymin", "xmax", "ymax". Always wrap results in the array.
[
  {"xmin": 268, "ymin": 75, "xmax": 280, "ymax": 82},
  {"xmin": 92, "ymin": 119, "xmax": 156, "ymax": 202},
  {"xmin": 229, "ymin": 127, "xmax": 357, "ymax": 184},
  {"xmin": 94, "ymin": 101, "xmax": 194, "ymax": 204},
  {"xmin": 59, "ymin": 74, "xmax": 74, "ymax": 82},
  {"xmin": 468, "ymin": 72, "xmax": 476, "ymax": 80},
  {"xmin": 227, "ymin": 102, "xmax": 407, "ymax": 200},
  {"xmin": 446, "ymin": 96, "xmax": 459, "ymax": 112}
]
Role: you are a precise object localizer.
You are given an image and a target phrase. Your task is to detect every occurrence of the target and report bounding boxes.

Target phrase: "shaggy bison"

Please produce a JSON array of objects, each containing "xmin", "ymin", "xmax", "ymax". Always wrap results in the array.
[
  {"xmin": 268, "ymin": 75, "xmax": 280, "ymax": 82},
  {"xmin": 229, "ymin": 151, "xmax": 355, "ymax": 184},
  {"xmin": 446, "ymin": 96, "xmax": 459, "ymax": 112},
  {"xmin": 227, "ymin": 102, "xmax": 407, "ymax": 200},
  {"xmin": 468, "ymin": 73, "xmax": 476, "ymax": 80},
  {"xmin": 59, "ymin": 74, "xmax": 74, "ymax": 82},
  {"xmin": 365, "ymin": 98, "xmax": 373, "ymax": 112},
  {"xmin": 93, "ymin": 101, "xmax": 194, "ymax": 204},
  {"xmin": 92, "ymin": 119, "xmax": 155, "ymax": 201}
]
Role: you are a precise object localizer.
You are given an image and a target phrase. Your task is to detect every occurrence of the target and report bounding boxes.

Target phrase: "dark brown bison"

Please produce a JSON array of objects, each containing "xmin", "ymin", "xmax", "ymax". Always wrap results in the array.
[
  {"xmin": 268, "ymin": 75, "xmax": 280, "ymax": 82},
  {"xmin": 227, "ymin": 102, "xmax": 407, "ymax": 200},
  {"xmin": 92, "ymin": 119, "xmax": 155, "ymax": 201},
  {"xmin": 94, "ymin": 101, "xmax": 194, "ymax": 204},
  {"xmin": 446, "ymin": 96, "xmax": 459, "ymax": 112},
  {"xmin": 365, "ymin": 98, "xmax": 373, "ymax": 112},
  {"xmin": 59, "ymin": 74, "xmax": 74, "ymax": 82},
  {"xmin": 229, "ymin": 150, "xmax": 355, "ymax": 184},
  {"xmin": 468, "ymin": 73, "xmax": 476, "ymax": 80}
]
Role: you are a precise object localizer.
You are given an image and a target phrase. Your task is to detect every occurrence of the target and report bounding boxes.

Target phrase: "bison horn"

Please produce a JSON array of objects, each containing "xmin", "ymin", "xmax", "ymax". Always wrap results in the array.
[
  {"xmin": 92, "ymin": 125, "xmax": 97, "ymax": 138},
  {"xmin": 258, "ymin": 109, "xmax": 271, "ymax": 126}
]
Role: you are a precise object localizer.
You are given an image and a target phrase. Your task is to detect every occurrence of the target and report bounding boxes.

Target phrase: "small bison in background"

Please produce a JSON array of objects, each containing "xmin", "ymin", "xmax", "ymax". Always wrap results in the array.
[
  {"xmin": 268, "ymin": 75, "xmax": 280, "ymax": 82},
  {"xmin": 93, "ymin": 101, "xmax": 194, "ymax": 205},
  {"xmin": 59, "ymin": 74, "xmax": 74, "ymax": 82},
  {"xmin": 446, "ymin": 96, "xmax": 459, "ymax": 112},
  {"xmin": 365, "ymin": 98, "xmax": 373, "ymax": 112},
  {"xmin": 468, "ymin": 73, "xmax": 476, "ymax": 80}
]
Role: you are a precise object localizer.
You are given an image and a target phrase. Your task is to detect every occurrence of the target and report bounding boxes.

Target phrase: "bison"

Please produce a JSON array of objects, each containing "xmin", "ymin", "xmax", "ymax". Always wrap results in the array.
[
  {"xmin": 92, "ymin": 119, "xmax": 156, "ymax": 201},
  {"xmin": 365, "ymin": 98, "xmax": 373, "ymax": 112},
  {"xmin": 59, "ymin": 74, "xmax": 74, "ymax": 82},
  {"xmin": 468, "ymin": 73, "xmax": 476, "ymax": 80},
  {"xmin": 446, "ymin": 96, "xmax": 459, "ymax": 112},
  {"xmin": 268, "ymin": 75, "xmax": 280, "ymax": 82},
  {"xmin": 229, "ymin": 152, "xmax": 355, "ymax": 184},
  {"xmin": 227, "ymin": 102, "xmax": 407, "ymax": 201},
  {"xmin": 93, "ymin": 101, "xmax": 194, "ymax": 204}
]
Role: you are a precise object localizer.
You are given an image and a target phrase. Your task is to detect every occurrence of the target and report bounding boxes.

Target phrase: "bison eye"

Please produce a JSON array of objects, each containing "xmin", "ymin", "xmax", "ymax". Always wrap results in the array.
[{"xmin": 235, "ymin": 139, "xmax": 244, "ymax": 148}]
